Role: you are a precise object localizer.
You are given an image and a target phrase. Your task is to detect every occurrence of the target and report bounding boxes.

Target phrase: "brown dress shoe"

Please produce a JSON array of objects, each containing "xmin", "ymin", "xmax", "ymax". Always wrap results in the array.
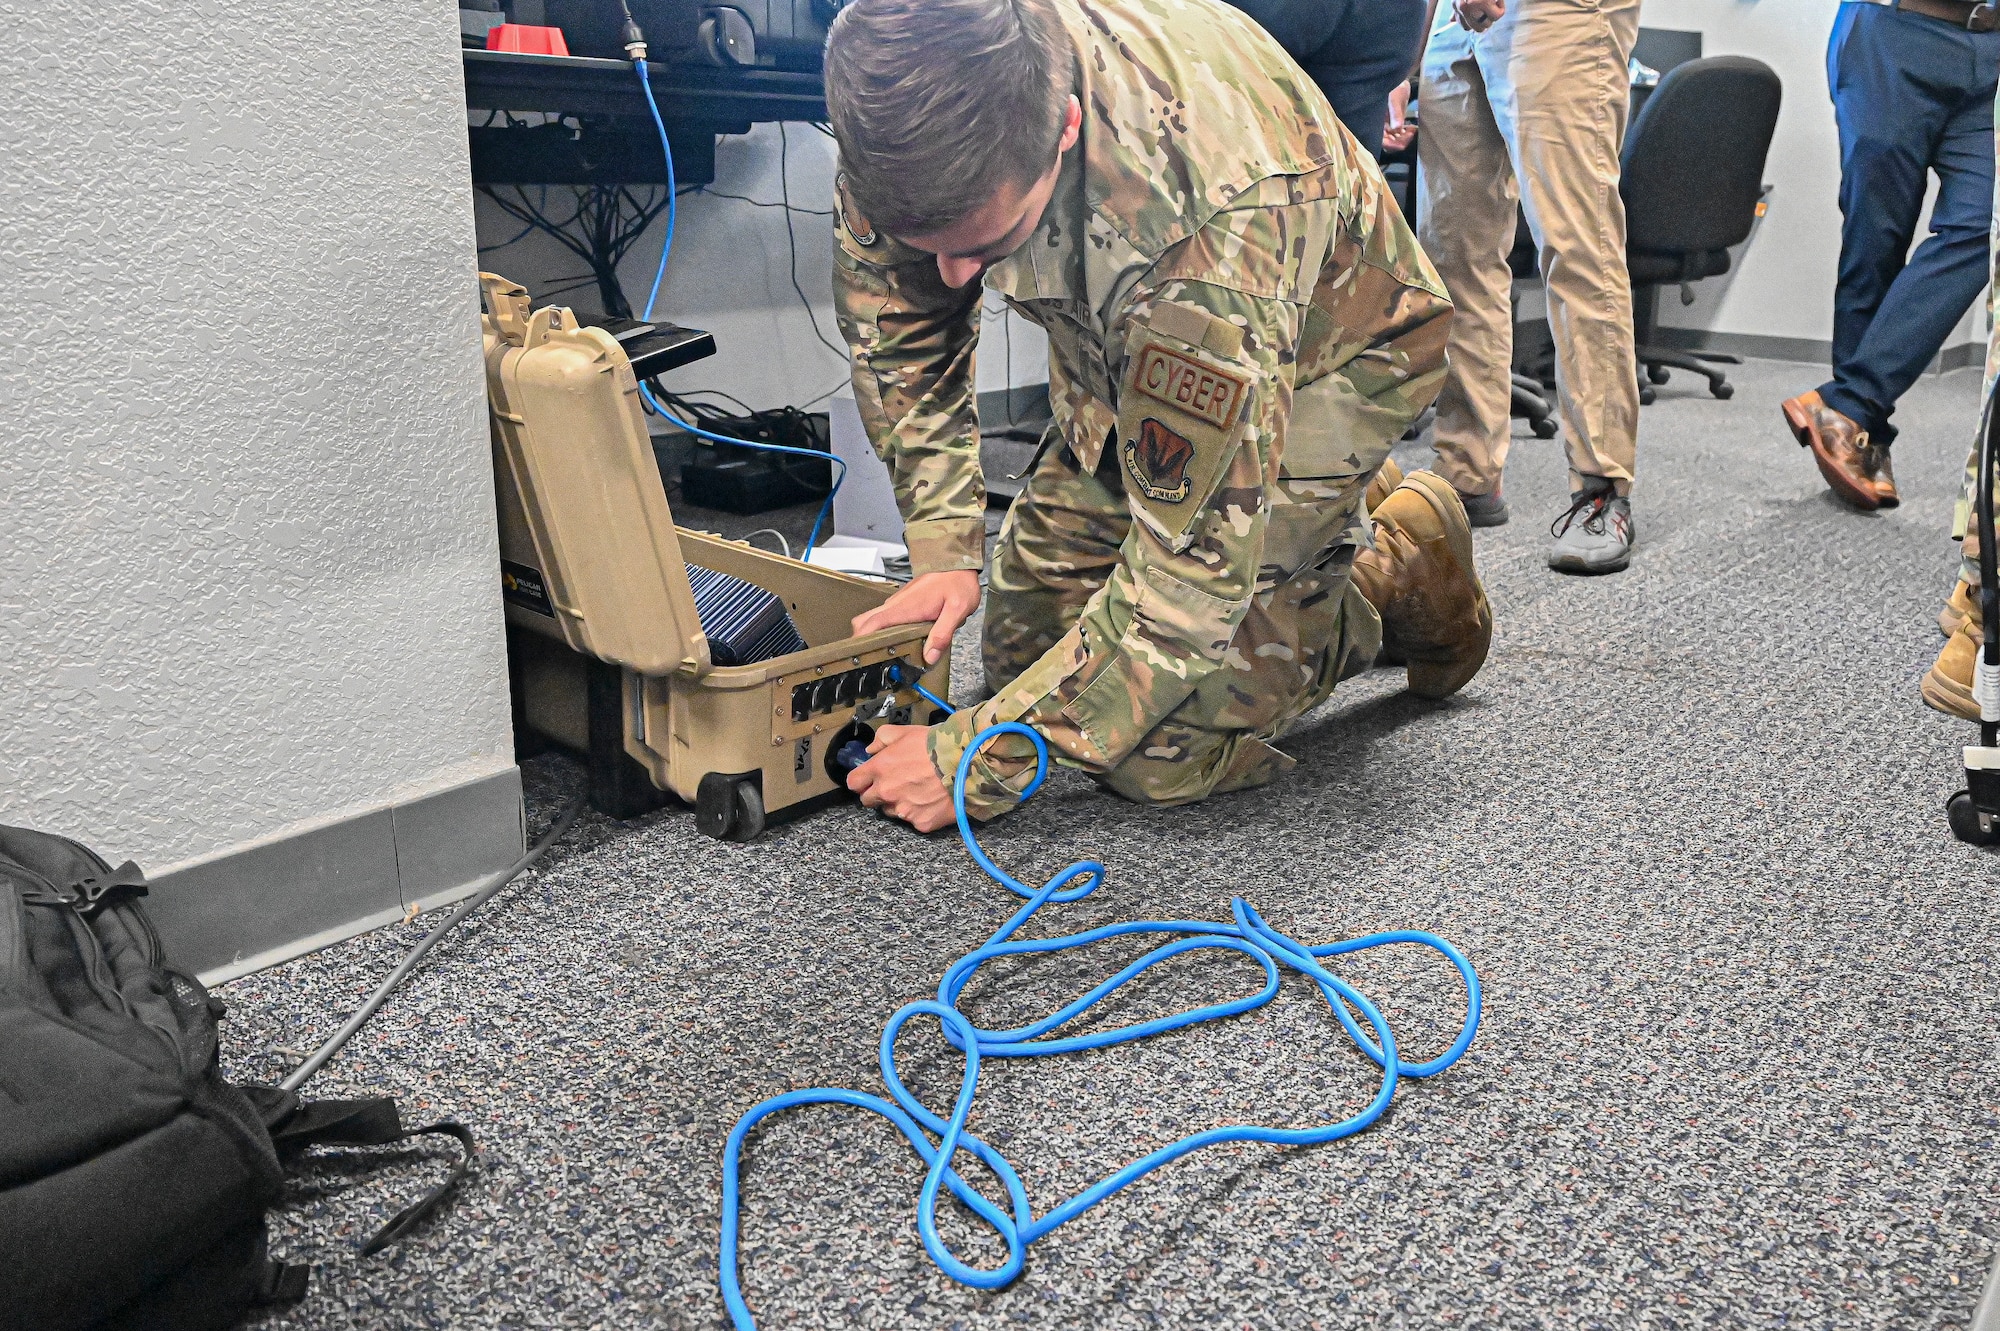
[
  {"xmin": 1352, "ymin": 470, "xmax": 1493, "ymax": 699},
  {"xmin": 1781, "ymin": 391, "xmax": 1899, "ymax": 509}
]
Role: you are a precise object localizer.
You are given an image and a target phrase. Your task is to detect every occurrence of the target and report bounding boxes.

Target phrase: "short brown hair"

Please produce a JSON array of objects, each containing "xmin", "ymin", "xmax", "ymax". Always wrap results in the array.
[{"xmin": 824, "ymin": 0, "xmax": 1074, "ymax": 237}]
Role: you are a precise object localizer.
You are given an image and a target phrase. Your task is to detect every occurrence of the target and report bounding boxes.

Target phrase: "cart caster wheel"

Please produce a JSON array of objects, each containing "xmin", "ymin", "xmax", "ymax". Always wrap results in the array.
[
  {"xmin": 1639, "ymin": 384, "xmax": 1656, "ymax": 406},
  {"xmin": 1947, "ymin": 790, "xmax": 2000, "ymax": 845},
  {"xmin": 1647, "ymin": 365, "xmax": 1670, "ymax": 385},
  {"xmin": 1531, "ymin": 417, "xmax": 1558, "ymax": 439},
  {"xmin": 696, "ymin": 773, "xmax": 767, "ymax": 841},
  {"xmin": 1711, "ymin": 383, "xmax": 1734, "ymax": 400}
]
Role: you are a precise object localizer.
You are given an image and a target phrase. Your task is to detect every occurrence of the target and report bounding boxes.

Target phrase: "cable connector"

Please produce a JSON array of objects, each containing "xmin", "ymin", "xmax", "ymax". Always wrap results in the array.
[{"xmin": 619, "ymin": 1, "xmax": 649, "ymax": 61}]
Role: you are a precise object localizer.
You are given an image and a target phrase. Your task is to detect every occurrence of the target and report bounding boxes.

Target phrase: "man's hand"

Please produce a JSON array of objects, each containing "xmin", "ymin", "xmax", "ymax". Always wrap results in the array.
[
  {"xmin": 1454, "ymin": 0, "xmax": 1505, "ymax": 29},
  {"xmin": 846, "ymin": 724, "xmax": 956, "ymax": 832},
  {"xmin": 1383, "ymin": 82, "xmax": 1417, "ymax": 154},
  {"xmin": 850, "ymin": 569, "xmax": 982, "ymax": 665},
  {"xmin": 1453, "ymin": 0, "xmax": 1504, "ymax": 32}
]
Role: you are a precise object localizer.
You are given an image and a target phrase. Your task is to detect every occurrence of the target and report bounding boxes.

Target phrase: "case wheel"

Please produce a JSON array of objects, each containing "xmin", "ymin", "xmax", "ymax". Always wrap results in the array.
[
  {"xmin": 1947, "ymin": 790, "xmax": 2000, "ymax": 845},
  {"xmin": 697, "ymin": 773, "xmax": 767, "ymax": 842}
]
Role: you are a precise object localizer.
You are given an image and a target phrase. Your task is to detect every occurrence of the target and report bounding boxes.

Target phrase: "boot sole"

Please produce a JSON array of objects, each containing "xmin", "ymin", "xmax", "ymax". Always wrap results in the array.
[
  {"xmin": 1396, "ymin": 471, "xmax": 1493, "ymax": 698},
  {"xmin": 1922, "ymin": 662, "xmax": 1980, "ymax": 721},
  {"xmin": 1783, "ymin": 398, "xmax": 1881, "ymax": 511}
]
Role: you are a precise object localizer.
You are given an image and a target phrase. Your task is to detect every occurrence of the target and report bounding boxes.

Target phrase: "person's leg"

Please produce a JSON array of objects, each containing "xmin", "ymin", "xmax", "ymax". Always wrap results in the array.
[
  {"xmin": 1312, "ymin": 0, "xmax": 1427, "ymax": 159},
  {"xmin": 1495, "ymin": 0, "xmax": 1640, "ymax": 498},
  {"xmin": 1832, "ymin": 26, "xmax": 1999, "ymax": 446},
  {"xmin": 1419, "ymin": 35, "xmax": 1521, "ymax": 502},
  {"xmin": 1096, "ymin": 572, "xmax": 1384, "ymax": 806},
  {"xmin": 1818, "ymin": 5, "xmax": 1953, "ymax": 430},
  {"xmin": 981, "ymin": 440, "xmax": 1127, "ymax": 694}
]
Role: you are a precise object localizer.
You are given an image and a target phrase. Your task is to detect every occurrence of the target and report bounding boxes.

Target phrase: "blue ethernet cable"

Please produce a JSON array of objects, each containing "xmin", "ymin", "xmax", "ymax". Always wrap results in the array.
[
  {"xmin": 718, "ymin": 720, "xmax": 1483, "ymax": 1328},
  {"xmin": 631, "ymin": 59, "xmax": 844, "ymax": 554}
]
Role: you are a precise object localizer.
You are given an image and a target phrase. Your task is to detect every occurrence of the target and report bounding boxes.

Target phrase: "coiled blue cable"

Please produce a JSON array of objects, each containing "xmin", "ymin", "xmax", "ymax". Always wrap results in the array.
[
  {"xmin": 631, "ymin": 58, "xmax": 844, "ymax": 554},
  {"xmin": 718, "ymin": 721, "xmax": 1483, "ymax": 1328}
]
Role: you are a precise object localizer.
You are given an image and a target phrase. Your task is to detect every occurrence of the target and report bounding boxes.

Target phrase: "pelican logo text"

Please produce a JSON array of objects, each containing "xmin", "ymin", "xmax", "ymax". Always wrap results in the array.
[
  {"xmin": 1133, "ymin": 341, "xmax": 1247, "ymax": 429},
  {"xmin": 1124, "ymin": 418, "xmax": 1195, "ymax": 503}
]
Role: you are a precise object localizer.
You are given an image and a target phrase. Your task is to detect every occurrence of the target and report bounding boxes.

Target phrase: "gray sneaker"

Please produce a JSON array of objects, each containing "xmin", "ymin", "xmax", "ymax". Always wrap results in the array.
[
  {"xmin": 1547, "ymin": 480, "xmax": 1634, "ymax": 574},
  {"xmin": 1457, "ymin": 486, "xmax": 1510, "ymax": 527}
]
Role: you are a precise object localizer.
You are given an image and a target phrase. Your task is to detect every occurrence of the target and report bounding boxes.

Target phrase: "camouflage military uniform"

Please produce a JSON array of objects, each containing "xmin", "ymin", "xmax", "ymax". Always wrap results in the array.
[{"xmin": 832, "ymin": 0, "xmax": 1452, "ymax": 820}]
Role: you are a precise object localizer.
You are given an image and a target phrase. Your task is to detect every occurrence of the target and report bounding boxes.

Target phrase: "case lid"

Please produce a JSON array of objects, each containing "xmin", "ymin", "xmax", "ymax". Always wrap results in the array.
[{"xmin": 493, "ymin": 292, "xmax": 711, "ymax": 677}]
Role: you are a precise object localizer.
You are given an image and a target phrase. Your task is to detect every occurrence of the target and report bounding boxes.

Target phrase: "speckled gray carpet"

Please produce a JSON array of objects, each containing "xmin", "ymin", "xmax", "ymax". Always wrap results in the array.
[{"xmin": 226, "ymin": 357, "xmax": 2000, "ymax": 1329}]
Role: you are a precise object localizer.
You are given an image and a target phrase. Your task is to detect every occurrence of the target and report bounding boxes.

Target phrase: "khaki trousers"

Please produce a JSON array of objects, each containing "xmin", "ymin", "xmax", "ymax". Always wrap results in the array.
[{"xmin": 1418, "ymin": 0, "xmax": 1642, "ymax": 497}]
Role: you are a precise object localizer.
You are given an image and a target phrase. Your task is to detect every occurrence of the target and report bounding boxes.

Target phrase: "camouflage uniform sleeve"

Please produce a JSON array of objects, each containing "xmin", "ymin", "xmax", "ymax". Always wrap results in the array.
[
  {"xmin": 929, "ymin": 183, "xmax": 1451, "ymax": 819},
  {"xmin": 830, "ymin": 177, "xmax": 988, "ymax": 576}
]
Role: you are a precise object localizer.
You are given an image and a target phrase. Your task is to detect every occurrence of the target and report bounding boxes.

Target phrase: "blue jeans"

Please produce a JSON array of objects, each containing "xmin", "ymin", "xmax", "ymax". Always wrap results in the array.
[{"xmin": 1821, "ymin": 1, "xmax": 1999, "ymax": 445}]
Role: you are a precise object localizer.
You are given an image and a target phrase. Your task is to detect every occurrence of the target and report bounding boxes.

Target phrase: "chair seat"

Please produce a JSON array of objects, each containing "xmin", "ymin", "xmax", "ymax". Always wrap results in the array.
[{"xmin": 1628, "ymin": 248, "xmax": 1731, "ymax": 286}]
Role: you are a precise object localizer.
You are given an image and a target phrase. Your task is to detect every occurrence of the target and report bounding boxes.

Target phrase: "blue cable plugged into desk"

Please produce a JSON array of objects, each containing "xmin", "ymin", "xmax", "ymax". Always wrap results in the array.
[
  {"xmin": 720, "ymin": 719, "xmax": 1484, "ymax": 1329},
  {"xmin": 630, "ymin": 58, "xmax": 844, "ymax": 554}
]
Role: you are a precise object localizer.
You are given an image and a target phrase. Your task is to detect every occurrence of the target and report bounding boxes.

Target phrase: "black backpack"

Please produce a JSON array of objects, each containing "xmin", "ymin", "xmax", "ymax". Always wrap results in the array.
[{"xmin": 0, "ymin": 824, "xmax": 472, "ymax": 1331}]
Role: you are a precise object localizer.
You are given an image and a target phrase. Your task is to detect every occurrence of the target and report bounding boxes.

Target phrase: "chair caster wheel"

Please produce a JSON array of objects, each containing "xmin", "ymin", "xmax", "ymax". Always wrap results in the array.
[
  {"xmin": 1639, "ymin": 385, "xmax": 1656, "ymax": 406},
  {"xmin": 697, "ymin": 773, "xmax": 768, "ymax": 841},
  {"xmin": 1947, "ymin": 790, "xmax": 2000, "ymax": 845},
  {"xmin": 1711, "ymin": 383, "xmax": 1734, "ymax": 400},
  {"xmin": 1532, "ymin": 418, "xmax": 1557, "ymax": 439},
  {"xmin": 1647, "ymin": 365, "xmax": 1671, "ymax": 385}
]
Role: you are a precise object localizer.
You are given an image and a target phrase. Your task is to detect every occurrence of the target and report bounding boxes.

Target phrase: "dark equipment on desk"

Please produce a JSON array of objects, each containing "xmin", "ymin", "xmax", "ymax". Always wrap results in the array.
[
  {"xmin": 670, "ymin": 399, "xmax": 833, "ymax": 515},
  {"xmin": 1947, "ymin": 385, "xmax": 2000, "ymax": 846},
  {"xmin": 0, "ymin": 827, "xmax": 474, "ymax": 1331},
  {"xmin": 544, "ymin": 0, "xmax": 831, "ymax": 70}
]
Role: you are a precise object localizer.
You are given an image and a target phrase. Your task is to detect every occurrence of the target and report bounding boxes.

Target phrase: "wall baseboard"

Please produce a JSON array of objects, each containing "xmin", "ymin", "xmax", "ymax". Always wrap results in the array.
[
  {"xmin": 1651, "ymin": 325, "xmax": 1984, "ymax": 376},
  {"xmin": 145, "ymin": 766, "xmax": 525, "ymax": 985}
]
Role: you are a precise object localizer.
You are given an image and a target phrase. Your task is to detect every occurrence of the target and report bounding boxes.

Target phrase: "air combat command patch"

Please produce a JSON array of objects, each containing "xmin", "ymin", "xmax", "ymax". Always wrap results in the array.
[{"xmin": 1125, "ymin": 418, "xmax": 1196, "ymax": 502}]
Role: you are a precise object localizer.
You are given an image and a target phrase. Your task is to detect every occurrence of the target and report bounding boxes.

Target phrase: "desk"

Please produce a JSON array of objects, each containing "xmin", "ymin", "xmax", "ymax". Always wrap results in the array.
[{"xmin": 463, "ymin": 49, "xmax": 827, "ymax": 185}]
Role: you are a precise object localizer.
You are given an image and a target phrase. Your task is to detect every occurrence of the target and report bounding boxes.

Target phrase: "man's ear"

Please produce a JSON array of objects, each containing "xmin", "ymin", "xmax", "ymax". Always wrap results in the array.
[{"xmin": 1057, "ymin": 94, "xmax": 1082, "ymax": 153}]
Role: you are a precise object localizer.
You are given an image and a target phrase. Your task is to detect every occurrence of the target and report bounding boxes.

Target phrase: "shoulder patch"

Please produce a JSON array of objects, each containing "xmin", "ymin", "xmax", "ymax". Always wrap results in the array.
[
  {"xmin": 834, "ymin": 171, "xmax": 877, "ymax": 248},
  {"xmin": 1125, "ymin": 418, "xmax": 1196, "ymax": 503},
  {"xmin": 1132, "ymin": 340, "xmax": 1250, "ymax": 430}
]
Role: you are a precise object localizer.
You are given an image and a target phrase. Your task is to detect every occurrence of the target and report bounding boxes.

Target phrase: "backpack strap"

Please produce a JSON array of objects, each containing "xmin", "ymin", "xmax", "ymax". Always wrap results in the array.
[
  {"xmin": 261, "ymin": 1094, "xmax": 478, "ymax": 1255},
  {"xmin": 255, "ymin": 1257, "xmax": 312, "ymax": 1306},
  {"xmin": 358, "ymin": 1121, "xmax": 477, "ymax": 1256}
]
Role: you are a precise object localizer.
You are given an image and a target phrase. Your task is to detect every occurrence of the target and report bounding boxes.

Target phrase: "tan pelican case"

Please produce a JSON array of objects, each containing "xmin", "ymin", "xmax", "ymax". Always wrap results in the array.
[{"xmin": 480, "ymin": 273, "xmax": 949, "ymax": 838}]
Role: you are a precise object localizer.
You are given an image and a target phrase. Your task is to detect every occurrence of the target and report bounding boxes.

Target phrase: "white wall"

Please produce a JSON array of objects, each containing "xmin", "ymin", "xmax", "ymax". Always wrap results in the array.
[
  {"xmin": 1641, "ymin": 0, "xmax": 1983, "ymax": 357},
  {"xmin": 0, "ymin": 1, "xmax": 515, "ymax": 867},
  {"xmin": 471, "ymin": 120, "xmax": 1049, "ymax": 411}
]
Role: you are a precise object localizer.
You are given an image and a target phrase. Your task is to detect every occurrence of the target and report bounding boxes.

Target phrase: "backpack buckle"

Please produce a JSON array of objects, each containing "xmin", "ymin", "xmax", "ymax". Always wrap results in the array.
[{"xmin": 68, "ymin": 861, "xmax": 150, "ymax": 915}]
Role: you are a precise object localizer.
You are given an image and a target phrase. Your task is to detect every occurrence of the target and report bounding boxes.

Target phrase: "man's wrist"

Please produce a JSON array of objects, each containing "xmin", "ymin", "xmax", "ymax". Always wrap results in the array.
[{"xmin": 903, "ymin": 516, "xmax": 989, "ymax": 577}]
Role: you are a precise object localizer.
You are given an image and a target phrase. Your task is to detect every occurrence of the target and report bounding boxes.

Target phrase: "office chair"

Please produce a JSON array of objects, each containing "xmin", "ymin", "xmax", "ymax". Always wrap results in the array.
[
  {"xmin": 1619, "ymin": 54, "xmax": 1783, "ymax": 403},
  {"xmin": 1507, "ymin": 215, "xmax": 1560, "ymax": 439}
]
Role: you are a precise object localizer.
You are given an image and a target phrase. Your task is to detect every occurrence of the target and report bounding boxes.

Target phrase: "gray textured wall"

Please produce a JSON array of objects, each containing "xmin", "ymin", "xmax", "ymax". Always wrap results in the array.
[{"xmin": 0, "ymin": 2, "xmax": 516, "ymax": 869}]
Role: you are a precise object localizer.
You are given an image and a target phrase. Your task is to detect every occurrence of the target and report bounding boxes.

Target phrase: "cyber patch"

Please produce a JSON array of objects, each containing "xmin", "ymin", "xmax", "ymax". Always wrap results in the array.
[
  {"xmin": 1132, "ymin": 340, "xmax": 1249, "ymax": 430},
  {"xmin": 1124, "ymin": 417, "xmax": 1196, "ymax": 503}
]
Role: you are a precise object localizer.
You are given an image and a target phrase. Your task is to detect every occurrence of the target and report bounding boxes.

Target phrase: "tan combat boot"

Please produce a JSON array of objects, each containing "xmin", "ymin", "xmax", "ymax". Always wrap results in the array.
[
  {"xmin": 1924, "ymin": 617, "xmax": 1982, "ymax": 721},
  {"xmin": 1940, "ymin": 579, "xmax": 1976, "ymax": 638},
  {"xmin": 1351, "ymin": 470, "xmax": 1493, "ymax": 699},
  {"xmin": 1364, "ymin": 457, "xmax": 1404, "ymax": 516}
]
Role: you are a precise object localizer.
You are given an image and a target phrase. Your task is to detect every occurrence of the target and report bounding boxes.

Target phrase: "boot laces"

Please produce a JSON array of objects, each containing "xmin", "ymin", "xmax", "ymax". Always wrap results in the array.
[{"xmin": 1551, "ymin": 488, "xmax": 1614, "ymax": 538}]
